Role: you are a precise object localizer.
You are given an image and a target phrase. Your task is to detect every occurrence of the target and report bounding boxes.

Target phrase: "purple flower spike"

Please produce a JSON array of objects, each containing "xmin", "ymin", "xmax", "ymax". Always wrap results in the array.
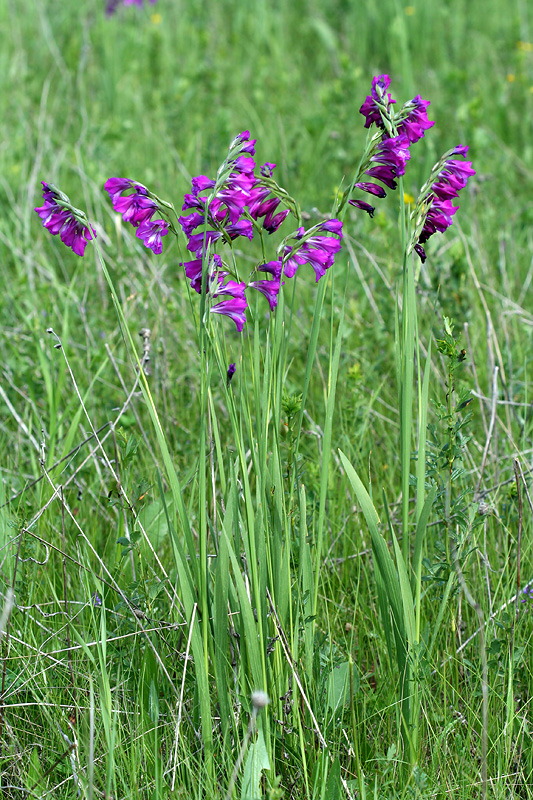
[
  {"xmin": 35, "ymin": 182, "xmax": 95, "ymax": 257},
  {"xmin": 210, "ymin": 296, "xmax": 248, "ymax": 332},
  {"xmin": 136, "ymin": 218, "xmax": 169, "ymax": 255},
  {"xmin": 359, "ymin": 74, "xmax": 396, "ymax": 129},
  {"xmin": 413, "ymin": 146, "xmax": 475, "ymax": 262},
  {"xmin": 362, "ymin": 134, "xmax": 411, "ymax": 194}
]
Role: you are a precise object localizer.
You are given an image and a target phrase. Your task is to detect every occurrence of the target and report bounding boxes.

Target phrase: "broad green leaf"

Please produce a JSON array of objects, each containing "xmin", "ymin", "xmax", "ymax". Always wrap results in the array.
[{"xmin": 241, "ymin": 728, "xmax": 270, "ymax": 800}]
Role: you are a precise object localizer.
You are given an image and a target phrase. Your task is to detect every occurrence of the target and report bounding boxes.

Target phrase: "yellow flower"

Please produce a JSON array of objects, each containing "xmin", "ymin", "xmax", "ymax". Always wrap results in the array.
[
  {"xmin": 151, "ymin": 12, "xmax": 162, "ymax": 24},
  {"xmin": 404, "ymin": 5, "xmax": 415, "ymax": 15},
  {"xmin": 404, "ymin": 192, "xmax": 415, "ymax": 205},
  {"xmin": 507, "ymin": 73, "xmax": 516, "ymax": 82},
  {"xmin": 517, "ymin": 41, "xmax": 533, "ymax": 52}
]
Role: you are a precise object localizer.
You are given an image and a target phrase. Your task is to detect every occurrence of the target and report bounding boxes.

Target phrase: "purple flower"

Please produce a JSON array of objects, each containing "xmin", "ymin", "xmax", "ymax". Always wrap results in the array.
[
  {"xmin": 248, "ymin": 261, "xmax": 283, "ymax": 311},
  {"xmin": 107, "ymin": 0, "xmax": 156, "ymax": 14},
  {"xmin": 282, "ymin": 221, "xmax": 343, "ymax": 282},
  {"xmin": 211, "ymin": 187, "xmax": 250, "ymax": 224},
  {"xmin": 227, "ymin": 363, "xmax": 236, "ymax": 386},
  {"xmin": 368, "ymin": 134, "xmax": 411, "ymax": 183},
  {"xmin": 359, "ymin": 74, "xmax": 396, "ymax": 129},
  {"xmin": 182, "ymin": 254, "xmax": 225, "ymax": 294},
  {"xmin": 136, "ymin": 218, "xmax": 169, "ymax": 255},
  {"xmin": 35, "ymin": 182, "xmax": 95, "ymax": 257},
  {"xmin": 248, "ymin": 164, "xmax": 289, "ymax": 234},
  {"xmin": 212, "ymin": 279, "xmax": 246, "ymax": 300},
  {"xmin": 178, "ymin": 211, "xmax": 205, "ymax": 237},
  {"xmin": 230, "ymin": 131, "xmax": 256, "ymax": 156},
  {"xmin": 248, "ymin": 278, "xmax": 282, "ymax": 311},
  {"xmin": 225, "ymin": 219, "xmax": 254, "ymax": 241},
  {"xmin": 349, "ymin": 199, "xmax": 376, "ymax": 217},
  {"xmin": 105, "ymin": 177, "xmax": 159, "ymax": 227},
  {"xmin": 349, "ymin": 133, "xmax": 412, "ymax": 216},
  {"xmin": 248, "ymin": 190, "xmax": 289, "ymax": 233},
  {"xmin": 520, "ymin": 582, "xmax": 533, "ymax": 611},
  {"xmin": 187, "ymin": 229, "xmax": 222, "ymax": 255},
  {"xmin": 261, "ymin": 162, "xmax": 276, "ymax": 177},
  {"xmin": 264, "ymin": 209, "xmax": 290, "ymax": 233},
  {"xmin": 192, "ymin": 175, "xmax": 216, "ymax": 195},
  {"xmin": 397, "ymin": 95, "xmax": 434, "ymax": 144},
  {"xmin": 231, "ymin": 156, "xmax": 256, "ymax": 175},
  {"xmin": 210, "ymin": 296, "xmax": 248, "ymax": 332},
  {"xmin": 353, "ymin": 182, "xmax": 387, "ymax": 198},
  {"xmin": 414, "ymin": 146, "xmax": 475, "ymax": 263}
]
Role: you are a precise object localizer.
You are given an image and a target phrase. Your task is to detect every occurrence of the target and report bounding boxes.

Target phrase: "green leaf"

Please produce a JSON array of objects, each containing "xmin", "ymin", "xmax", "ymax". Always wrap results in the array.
[
  {"xmin": 241, "ymin": 728, "xmax": 270, "ymax": 800},
  {"xmin": 326, "ymin": 661, "xmax": 358, "ymax": 714}
]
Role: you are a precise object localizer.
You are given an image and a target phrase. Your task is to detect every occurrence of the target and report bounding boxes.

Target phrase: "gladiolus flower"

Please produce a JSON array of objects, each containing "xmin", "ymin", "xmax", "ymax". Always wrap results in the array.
[
  {"xmin": 136, "ymin": 218, "xmax": 169, "ymax": 255},
  {"xmin": 397, "ymin": 95, "xmax": 434, "ymax": 144},
  {"xmin": 227, "ymin": 363, "xmax": 236, "ymax": 386},
  {"xmin": 282, "ymin": 221, "xmax": 343, "ymax": 282},
  {"xmin": 210, "ymin": 296, "xmax": 248, "ymax": 332},
  {"xmin": 248, "ymin": 261, "xmax": 283, "ymax": 311},
  {"xmin": 35, "ymin": 182, "xmax": 95, "ymax": 257},
  {"xmin": 413, "ymin": 145, "xmax": 475, "ymax": 262}
]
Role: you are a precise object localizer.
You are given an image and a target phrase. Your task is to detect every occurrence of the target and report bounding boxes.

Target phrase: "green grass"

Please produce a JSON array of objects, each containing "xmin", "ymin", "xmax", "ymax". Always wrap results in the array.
[{"xmin": 1, "ymin": 0, "xmax": 533, "ymax": 798}]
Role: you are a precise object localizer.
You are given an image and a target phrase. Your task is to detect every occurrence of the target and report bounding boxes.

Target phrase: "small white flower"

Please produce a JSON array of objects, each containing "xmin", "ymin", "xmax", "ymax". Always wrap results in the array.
[{"xmin": 251, "ymin": 690, "xmax": 269, "ymax": 710}]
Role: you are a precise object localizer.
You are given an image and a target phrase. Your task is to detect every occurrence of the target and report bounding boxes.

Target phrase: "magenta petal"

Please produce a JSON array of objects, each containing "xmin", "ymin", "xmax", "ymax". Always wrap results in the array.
[
  {"xmin": 248, "ymin": 277, "xmax": 282, "ymax": 311},
  {"xmin": 136, "ymin": 218, "xmax": 169, "ymax": 254},
  {"xmin": 213, "ymin": 280, "xmax": 246, "ymax": 300},
  {"xmin": 210, "ymin": 296, "xmax": 248, "ymax": 332},
  {"xmin": 349, "ymin": 199, "xmax": 375, "ymax": 217},
  {"xmin": 264, "ymin": 208, "xmax": 289, "ymax": 233}
]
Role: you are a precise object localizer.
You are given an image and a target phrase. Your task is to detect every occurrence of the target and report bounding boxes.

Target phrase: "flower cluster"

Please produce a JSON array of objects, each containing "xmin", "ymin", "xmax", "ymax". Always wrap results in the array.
[
  {"xmin": 36, "ymin": 131, "xmax": 343, "ymax": 334},
  {"xmin": 106, "ymin": 0, "xmax": 156, "ymax": 15},
  {"xmin": 347, "ymin": 74, "xmax": 433, "ymax": 217},
  {"xmin": 411, "ymin": 145, "xmax": 475, "ymax": 263},
  {"xmin": 179, "ymin": 132, "xmax": 259, "ymax": 331},
  {"xmin": 34, "ymin": 183, "xmax": 96, "ymax": 257},
  {"xmin": 177, "ymin": 131, "xmax": 342, "ymax": 333},
  {"xmin": 104, "ymin": 178, "xmax": 169, "ymax": 254}
]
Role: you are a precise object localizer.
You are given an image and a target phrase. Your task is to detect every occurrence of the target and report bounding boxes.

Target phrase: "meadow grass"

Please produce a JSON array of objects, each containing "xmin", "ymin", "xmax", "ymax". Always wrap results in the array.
[{"xmin": 1, "ymin": 0, "xmax": 533, "ymax": 798}]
